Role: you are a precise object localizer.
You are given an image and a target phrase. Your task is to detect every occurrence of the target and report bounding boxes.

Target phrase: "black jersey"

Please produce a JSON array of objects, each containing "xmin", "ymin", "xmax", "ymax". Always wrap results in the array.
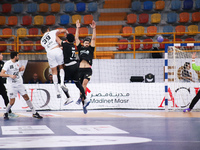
[
  {"xmin": 61, "ymin": 41, "xmax": 78, "ymax": 64},
  {"xmin": 0, "ymin": 60, "xmax": 4, "ymax": 84},
  {"xmin": 77, "ymin": 43, "xmax": 94, "ymax": 66}
]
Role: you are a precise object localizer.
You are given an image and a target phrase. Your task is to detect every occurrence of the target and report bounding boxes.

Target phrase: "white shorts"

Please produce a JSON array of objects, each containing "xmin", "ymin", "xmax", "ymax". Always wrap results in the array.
[
  {"xmin": 47, "ymin": 48, "xmax": 64, "ymax": 68},
  {"xmin": 7, "ymin": 83, "xmax": 27, "ymax": 99}
]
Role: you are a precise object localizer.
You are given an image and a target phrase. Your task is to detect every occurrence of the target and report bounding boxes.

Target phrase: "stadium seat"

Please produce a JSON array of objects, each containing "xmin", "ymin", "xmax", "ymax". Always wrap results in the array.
[
  {"xmin": 187, "ymin": 25, "xmax": 198, "ymax": 35},
  {"xmin": 22, "ymin": 41, "xmax": 33, "ymax": 51},
  {"xmin": 64, "ymin": 2, "xmax": 75, "ymax": 13},
  {"xmin": 28, "ymin": 28, "xmax": 38, "ymax": 38},
  {"xmin": 1, "ymin": 3, "xmax": 11, "ymax": 13},
  {"xmin": 79, "ymin": 27, "xmax": 88, "ymax": 38},
  {"xmin": 35, "ymin": 40, "xmax": 44, "ymax": 51},
  {"xmin": 13, "ymin": 3, "xmax": 23, "ymax": 14},
  {"xmin": 135, "ymin": 26, "xmax": 145, "ymax": 36},
  {"xmin": 163, "ymin": 25, "xmax": 173, "ymax": 37},
  {"xmin": 184, "ymin": 38, "xmax": 195, "ymax": 49},
  {"xmin": 83, "ymin": 15, "xmax": 93, "ymax": 25},
  {"xmin": 179, "ymin": 12, "xmax": 189, "ymax": 23},
  {"xmin": 175, "ymin": 38, "xmax": 182, "ymax": 48},
  {"xmin": 67, "ymin": 27, "xmax": 76, "ymax": 34},
  {"xmin": 17, "ymin": 28, "xmax": 27, "ymax": 36},
  {"xmin": 9, "ymin": 41, "xmax": 20, "ymax": 51},
  {"xmin": 87, "ymin": 2, "xmax": 97, "ymax": 13},
  {"xmin": 151, "ymin": 13, "xmax": 161, "ymax": 24},
  {"xmin": 39, "ymin": 3, "xmax": 49, "ymax": 13},
  {"xmin": 143, "ymin": 39, "xmax": 153, "ymax": 50},
  {"xmin": 129, "ymin": 39, "xmax": 140, "ymax": 50},
  {"xmin": 138, "ymin": 13, "xmax": 149, "ymax": 24},
  {"xmin": 167, "ymin": 12, "xmax": 177, "ymax": 24},
  {"xmin": 171, "ymin": 0, "xmax": 181, "ymax": 10},
  {"xmin": 76, "ymin": 2, "xmax": 86, "ymax": 12},
  {"xmin": 195, "ymin": 0, "xmax": 200, "ymax": 9},
  {"xmin": 71, "ymin": 14, "xmax": 81, "ymax": 24},
  {"xmin": 155, "ymin": 1, "xmax": 165, "ymax": 10},
  {"xmin": 2, "ymin": 28, "xmax": 12, "ymax": 38},
  {"xmin": 50, "ymin": 3, "xmax": 60, "ymax": 13},
  {"xmin": 143, "ymin": 1, "xmax": 153, "ymax": 11},
  {"xmin": 126, "ymin": 14, "xmax": 137, "ymax": 24},
  {"xmin": 33, "ymin": 15, "xmax": 44, "ymax": 26},
  {"xmin": 27, "ymin": 3, "xmax": 37, "ymax": 14},
  {"xmin": 7, "ymin": 16, "xmax": 18, "ymax": 26},
  {"xmin": 122, "ymin": 26, "xmax": 132, "ymax": 38},
  {"xmin": 0, "ymin": 41, "xmax": 7, "ymax": 52},
  {"xmin": 21, "ymin": 16, "xmax": 32, "ymax": 26},
  {"xmin": 175, "ymin": 25, "xmax": 186, "ymax": 36},
  {"xmin": 147, "ymin": 26, "xmax": 157, "ymax": 36},
  {"xmin": 192, "ymin": 12, "xmax": 200, "ymax": 22},
  {"xmin": 59, "ymin": 15, "xmax": 70, "ymax": 26},
  {"xmin": 131, "ymin": 1, "xmax": 141, "ymax": 11},
  {"xmin": 117, "ymin": 39, "xmax": 128, "ymax": 50},
  {"xmin": 45, "ymin": 15, "xmax": 55, "ymax": 25},
  {"xmin": 183, "ymin": 0, "xmax": 193, "ymax": 10},
  {"xmin": 0, "ymin": 16, "xmax": 6, "ymax": 25},
  {"xmin": 158, "ymin": 39, "xmax": 170, "ymax": 49}
]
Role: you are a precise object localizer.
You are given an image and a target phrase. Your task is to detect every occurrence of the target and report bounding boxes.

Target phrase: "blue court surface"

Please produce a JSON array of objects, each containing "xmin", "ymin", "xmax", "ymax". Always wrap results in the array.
[{"xmin": 0, "ymin": 110, "xmax": 200, "ymax": 150}]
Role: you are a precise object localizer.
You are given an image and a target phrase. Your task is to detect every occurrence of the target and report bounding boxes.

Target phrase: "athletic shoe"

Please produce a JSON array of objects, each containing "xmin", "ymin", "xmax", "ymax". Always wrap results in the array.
[
  {"xmin": 64, "ymin": 98, "xmax": 73, "ymax": 106},
  {"xmin": 33, "ymin": 112, "xmax": 43, "ymax": 119},
  {"xmin": 83, "ymin": 98, "xmax": 90, "ymax": 114},
  {"xmin": 4, "ymin": 113, "xmax": 9, "ymax": 120},
  {"xmin": 76, "ymin": 98, "xmax": 82, "ymax": 105},
  {"xmin": 8, "ymin": 113, "xmax": 19, "ymax": 118},
  {"xmin": 57, "ymin": 94, "xmax": 61, "ymax": 98},
  {"xmin": 61, "ymin": 85, "xmax": 68, "ymax": 92},
  {"xmin": 183, "ymin": 108, "xmax": 191, "ymax": 112}
]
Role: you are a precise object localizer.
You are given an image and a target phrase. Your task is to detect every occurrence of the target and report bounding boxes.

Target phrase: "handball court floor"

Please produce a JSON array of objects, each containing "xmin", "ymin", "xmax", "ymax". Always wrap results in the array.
[{"xmin": 0, "ymin": 110, "xmax": 200, "ymax": 150}]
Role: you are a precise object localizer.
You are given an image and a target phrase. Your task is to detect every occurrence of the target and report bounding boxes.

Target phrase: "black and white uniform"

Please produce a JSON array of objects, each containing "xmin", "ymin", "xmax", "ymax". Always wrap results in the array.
[{"xmin": 77, "ymin": 43, "xmax": 94, "ymax": 83}]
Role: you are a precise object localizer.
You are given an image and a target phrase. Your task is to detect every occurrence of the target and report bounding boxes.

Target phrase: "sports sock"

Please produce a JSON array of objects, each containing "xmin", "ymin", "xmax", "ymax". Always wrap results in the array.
[
  {"xmin": 60, "ymin": 69, "xmax": 65, "ymax": 86},
  {"xmin": 53, "ymin": 74, "xmax": 59, "ymax": 93},
  {"xmin": 5, "ymin": 103, "xmax": 12, "ymax": 113},
  {"xmin": 26, "ymin": 99, "xmax": 36, "ymax": 114}
]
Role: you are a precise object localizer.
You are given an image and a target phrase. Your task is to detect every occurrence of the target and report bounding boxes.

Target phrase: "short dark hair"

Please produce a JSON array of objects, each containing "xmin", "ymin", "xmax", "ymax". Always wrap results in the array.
[
  {"xmin": 66, "ymin": 34, "xmax": 75, "ymax": 43},
  {"xmin": 10, "ymin": 52, "xmax": 18, "ymax": 59},
  {"xmin": 41, "ymin": 26, "xmax": 49, "ymax": 34},
  {"xmin": 184, "ymin": 62, "xmax": 190, "ymax": 69},
  {"xmin": 83, "ymin": 38, "xmax": 91, "ymax": 43}
]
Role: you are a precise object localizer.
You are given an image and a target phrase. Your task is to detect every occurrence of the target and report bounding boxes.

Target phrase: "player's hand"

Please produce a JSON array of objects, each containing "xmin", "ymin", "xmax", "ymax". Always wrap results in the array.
[
  {"xmin": 19, "ymin": 66, "xmax": 25, "ymax": 72},
  {"xmin": 90, "ymin": 20, "xmax": 96, "ymax": 29},
  {"xmin": 76, "ymin": 20, "xmax": 80, "ymax": 28},
  {"xmin": 192, "ymin": 52, "xmax": 197, "ymax": 60},
  {"xmin": 10, "ymin": 75, "xmax": 16, "ymax": 79}
]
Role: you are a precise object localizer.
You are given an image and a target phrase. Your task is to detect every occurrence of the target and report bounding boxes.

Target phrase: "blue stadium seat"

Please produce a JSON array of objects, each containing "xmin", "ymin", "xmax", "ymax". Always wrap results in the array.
[
  {"xmin": 183, "ymin": 0, "xmax": 193, "ymax": 10},
  {"xmin": 195, "ymin": 0, "xmax": 200, "ymax": 9},
  {"xmin": 59, "ymin": 15, "xmax": 70, "ymax": 26},
  {"xmin": 27, "ymin": 3, "xmax": 37, "ymax": 14},
  {"xmin": 171, "ymin": 0, "xmax": 181, "ymax": 10},
  {"xmin": 64, "ymin": 2, "xmax": 75, "ymax": 13},
  {"xmin": 131, "ymin": 1, "xmax": 141, "ymax": 11},
  {"xmin": 13, "ymin": 3, "xmax": 23, "ymax": 14},
  {"xmin": 163, "ymin": 25, "xmax": 173, "ymax": 37},
  {"xmin": 143, "ymin": 1, "xmax": 153, "ymax": 11},
  {"xmin": 167, "ymin": 12, "xmax": 177, "ymax": 23},
  {"xmin": 76, "ymin": 2, "xmax": 86, "ymax": 12},
  {"xmin": 88, "ymin": 2, "xmax": 97, "ymax": 12}
]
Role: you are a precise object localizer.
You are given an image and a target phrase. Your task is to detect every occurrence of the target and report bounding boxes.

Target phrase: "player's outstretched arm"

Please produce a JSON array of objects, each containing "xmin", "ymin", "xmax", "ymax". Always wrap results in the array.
[
  {"xmin": 75, "ymin": 20, "xmax": 80, "ymax": 46},
  {"xmin": 56, "ymin": 29, "xmax": 68, "ymax": 37},
  {"xmin": 90, "ymin": 20, "xmax": 96, "ymax": 47},
  {"xmin": 191, "ymin": 52, "xmax": 200, "ymax": 71}
]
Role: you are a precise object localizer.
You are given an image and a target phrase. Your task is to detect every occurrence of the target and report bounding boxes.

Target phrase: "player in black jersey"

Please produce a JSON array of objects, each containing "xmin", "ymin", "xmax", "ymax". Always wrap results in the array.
[
  {"xmin": 56, "ymin": 33, "xmax": 90, "ymax": 114},
  {"xmin": 75, "ymin": 20, "xmax": 96, "ymax": 105}
]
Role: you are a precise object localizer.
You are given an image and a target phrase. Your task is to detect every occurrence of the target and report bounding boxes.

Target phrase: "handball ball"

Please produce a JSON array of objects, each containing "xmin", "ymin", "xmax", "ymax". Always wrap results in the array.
[{"xmin": 157, "ymin": 35, "xmax": 164, "ymax": 43}]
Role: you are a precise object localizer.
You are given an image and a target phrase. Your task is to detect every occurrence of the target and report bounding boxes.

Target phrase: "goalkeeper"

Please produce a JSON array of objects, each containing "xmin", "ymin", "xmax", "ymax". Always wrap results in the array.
[{"xmin": 184, "ymin": 52, "xmax": 200, "ymax": 112}]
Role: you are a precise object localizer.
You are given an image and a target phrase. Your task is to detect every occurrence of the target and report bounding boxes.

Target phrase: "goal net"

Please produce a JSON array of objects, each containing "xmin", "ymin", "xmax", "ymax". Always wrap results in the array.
[{"xmin": 166, "ymin": 43, "xmax": 200, "ymax": 110}]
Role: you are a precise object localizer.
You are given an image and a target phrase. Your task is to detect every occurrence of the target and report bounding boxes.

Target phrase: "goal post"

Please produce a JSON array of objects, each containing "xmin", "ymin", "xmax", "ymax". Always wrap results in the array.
[{"xmin": 165, "ymin": 43, "xmax": 200, "ymax": 111}]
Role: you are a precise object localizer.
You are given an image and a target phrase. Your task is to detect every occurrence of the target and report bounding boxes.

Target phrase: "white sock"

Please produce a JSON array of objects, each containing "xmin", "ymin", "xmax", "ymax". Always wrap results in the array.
[
  {"xmin": 53, "ymin": 74, "xmax": 59, "ymax": 93},
  {"xmin": 26, "ymin": 100, "xmax": 36, "ymax": 114},
  {"xmin": 60, "ymin": 69, "xmax": 65, "ymax": 86},
  {"xmin": 6, "ymin": 103, "xmax": 12, "ymax": 113}
]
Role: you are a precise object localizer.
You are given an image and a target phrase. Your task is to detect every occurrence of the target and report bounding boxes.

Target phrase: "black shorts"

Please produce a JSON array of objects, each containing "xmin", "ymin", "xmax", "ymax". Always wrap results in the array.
[
  {"xmin": 79, "ymin": 68, "xmax": 92, "ymax": 84},
  {"xmin": 64, "ymin": 63, "xmax": 79, "ymax": 81}
]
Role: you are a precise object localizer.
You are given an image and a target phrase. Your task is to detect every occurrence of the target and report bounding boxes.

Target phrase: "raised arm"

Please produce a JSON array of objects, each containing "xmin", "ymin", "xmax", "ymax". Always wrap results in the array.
[
  {"xmin": 75, "ymin": 20, "xmax": 80, "ymax": 46},
  {"xmin": 191, "ymin": 52, "xmax": 200, "ymax": 71},
  {"xmin": 90, "ymin": 20, "xmax": 96, "ymax": 47},
  {"xmin": 56, "ymin": 29, "xmax": 68, "ymax": 37}
]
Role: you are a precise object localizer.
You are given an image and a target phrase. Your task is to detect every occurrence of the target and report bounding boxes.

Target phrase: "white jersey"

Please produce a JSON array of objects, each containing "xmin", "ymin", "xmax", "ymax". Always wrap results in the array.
[
  {"xmin": 41, "ymin": 30, "xmax": 59, "ymax": 52},
  {"xmin": 2, "ymin": 60, "xmax": 23, "ymax": 84}
]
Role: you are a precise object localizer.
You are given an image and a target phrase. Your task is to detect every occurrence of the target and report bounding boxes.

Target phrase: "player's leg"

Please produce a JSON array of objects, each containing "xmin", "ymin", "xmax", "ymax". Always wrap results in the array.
[
  {"xmin": 0, "ymin": 85, "xmax": 12, "ymax": 113},
  {"xmin": 51, "ymin": 66, "xmax": 61, "ymax": 98}
]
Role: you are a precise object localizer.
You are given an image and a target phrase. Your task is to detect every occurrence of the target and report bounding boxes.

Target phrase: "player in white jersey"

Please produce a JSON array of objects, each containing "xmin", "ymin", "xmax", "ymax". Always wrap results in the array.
[
  {"xmin": 0, "ymin": 52, "xmax": 43, "ymax": 120},
  {"xmin": 41, "ymin": 26, "xmax": 69, "ymax": 98}
]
